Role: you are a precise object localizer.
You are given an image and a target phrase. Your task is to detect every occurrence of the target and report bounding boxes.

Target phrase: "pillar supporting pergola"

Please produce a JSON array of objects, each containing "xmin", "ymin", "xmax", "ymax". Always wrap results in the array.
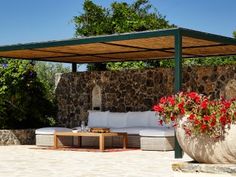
[
  {"xmin": 72, "ymin": 63, "xmax": 77, "ymax": 72},
  {"xmin": 174, "ymin": 29, "xmax": 183, "ymax": 158}
]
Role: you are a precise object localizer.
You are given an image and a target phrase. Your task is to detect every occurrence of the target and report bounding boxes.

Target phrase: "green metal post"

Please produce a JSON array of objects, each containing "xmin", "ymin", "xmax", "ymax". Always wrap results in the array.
[
  {"xmin": 174, "ymin": 30, "xmax": 183, "ymax": 158},
  {"xmin": 72, "ymin": 63, "xmax": 77, "ymax": 72}
]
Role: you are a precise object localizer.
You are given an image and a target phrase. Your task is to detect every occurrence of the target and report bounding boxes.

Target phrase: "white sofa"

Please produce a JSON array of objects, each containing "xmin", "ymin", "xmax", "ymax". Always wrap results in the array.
[
  {"xmin": 87, "ymin": 111, "xmax": 175, "ymax": 150},
  {"xmin": 35, "ymin": 111, "xmax": 175, "ymax": 150}
]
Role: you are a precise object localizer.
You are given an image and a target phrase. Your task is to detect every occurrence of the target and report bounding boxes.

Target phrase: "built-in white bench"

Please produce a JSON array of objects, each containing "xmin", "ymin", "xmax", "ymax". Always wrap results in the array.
[
  {"xmin": 35, "ymin": 127, "xmax": 73, "ymax": 146},
  {"xmin": 35, "ymin": 111, "xmax": 175, "ymax": 151},
  {"xmin": 139, "ymin": 128, "xmax": 174, "ymax": 151},
  {"xmin": 87, "ymin": 111, "xmax": 175, "ymax": 150}
]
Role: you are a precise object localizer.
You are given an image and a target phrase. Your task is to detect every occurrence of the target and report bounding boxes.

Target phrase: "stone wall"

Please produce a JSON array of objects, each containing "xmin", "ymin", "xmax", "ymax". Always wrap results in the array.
[
  {"xmin": 0, "ymin": 129, "xmax": 35, "ymax": 145},
  {"xmin": 56, "ymin": 65, "xmax": 236, "ymax": 127}
]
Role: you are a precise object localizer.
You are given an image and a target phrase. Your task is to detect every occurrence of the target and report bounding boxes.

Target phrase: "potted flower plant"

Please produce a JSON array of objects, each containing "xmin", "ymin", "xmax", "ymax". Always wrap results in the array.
[{"xmin": 153, "ymin": 92, "xmax": 236, "ymax": 164}]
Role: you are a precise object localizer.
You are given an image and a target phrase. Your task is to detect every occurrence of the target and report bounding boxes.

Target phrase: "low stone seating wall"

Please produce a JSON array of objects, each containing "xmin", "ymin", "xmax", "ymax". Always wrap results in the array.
[{"xmin": 0, "ymin": 129, "xmax": 35, "ymax": 145}]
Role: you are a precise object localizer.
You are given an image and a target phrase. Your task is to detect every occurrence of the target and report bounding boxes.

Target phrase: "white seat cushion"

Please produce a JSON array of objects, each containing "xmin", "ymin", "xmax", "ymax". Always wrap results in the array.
[
  {"xmin": 107, "ymin": 112, "xmax": 127, "ymax": 128},
  {"xmin": 87, "ymin": 111, "xmax": 109, "ymax": 128},
  {"xmin": 35, "ymin": 127, "xmax": 72, "ymax": 135},
  {"xmin": 139, "ymin": 128, "xmax": 174, "ymax": 137},
  {"xmin": 111, "ymin": 127, "xmax": 148, "ymax": 135},
  {"xmin": 126, "ymin": 111, "xmax": 149, "ymax": 127}
]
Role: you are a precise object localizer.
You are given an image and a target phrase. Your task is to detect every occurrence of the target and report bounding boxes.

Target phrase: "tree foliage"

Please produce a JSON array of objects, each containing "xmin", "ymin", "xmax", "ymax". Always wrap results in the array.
[
  {"xmin": 74, "ymin": 0, "xmax": 175, "ymax": 70},
  {"xmin": 106, "ymin": 61, "xmax": 146, "ymax": 70},
  {"xmin": 0, "ymin": 59, "xmax": 57, "ymax": 129},
  {"xmin": 35, "ymin": 62, "xmax": 70, "ymax": 101},
  {"xmin": 184, "ymin": 56, "xmax": 236, "ymax": 66},
  {"xmin": 74, "ymin": 0, "xmax": 173, "ymax": 36},
  {"xmin": 74, "ymin": 1, "xmax": 236, "ymax": 70},
  {"xmin": 157, "ymin": 56, "xmax": 236, "ymax": 68}
]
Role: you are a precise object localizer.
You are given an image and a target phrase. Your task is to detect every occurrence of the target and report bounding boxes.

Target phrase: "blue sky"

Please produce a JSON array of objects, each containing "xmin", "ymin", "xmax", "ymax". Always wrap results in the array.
[
  {"xmin": 0, "ymin": 0, "xmax": 235, "ymax": 45},
  {"xmin": 0, "ymin": 0, "xmax": 235, "ymax": 70}
]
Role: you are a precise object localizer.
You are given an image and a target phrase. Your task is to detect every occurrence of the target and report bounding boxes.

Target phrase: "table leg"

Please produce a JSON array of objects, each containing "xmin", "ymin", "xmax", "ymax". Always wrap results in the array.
[
  {"xmin": 123, "ymin": 134, "xmax": 128, "ymax": 149},
  {"xmin": 99, "ymin": 134, "xmax": 105, "ymax": 152},
  {"xmin": 54, "ymin": 134, "xmax": 58, "ymax": 148}
]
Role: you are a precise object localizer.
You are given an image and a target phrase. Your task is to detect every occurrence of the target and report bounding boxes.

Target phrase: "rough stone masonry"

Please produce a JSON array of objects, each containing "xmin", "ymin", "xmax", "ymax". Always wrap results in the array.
[{"xmin": 56, "ymin": 65, "xmax": 236, "ymax": 127}]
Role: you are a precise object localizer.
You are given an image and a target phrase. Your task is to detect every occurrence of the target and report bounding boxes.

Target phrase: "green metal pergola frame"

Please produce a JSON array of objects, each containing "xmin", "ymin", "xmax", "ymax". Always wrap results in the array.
[{"xmin": 0, "ymin": 27, "xmax": 236, "ymax": 158}]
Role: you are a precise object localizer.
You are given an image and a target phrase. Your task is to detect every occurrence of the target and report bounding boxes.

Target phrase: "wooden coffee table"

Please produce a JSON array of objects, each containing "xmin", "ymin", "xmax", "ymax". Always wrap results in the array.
[{"xmin": 54, "ymin": 132, "xmax": 128, "ymax": 152}]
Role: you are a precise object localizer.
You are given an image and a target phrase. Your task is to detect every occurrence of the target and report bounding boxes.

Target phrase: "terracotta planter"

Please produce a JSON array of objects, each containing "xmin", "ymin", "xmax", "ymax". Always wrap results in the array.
[{"xmin": 176, "ymin": 118, "xmax": 236, "ymax": 164}]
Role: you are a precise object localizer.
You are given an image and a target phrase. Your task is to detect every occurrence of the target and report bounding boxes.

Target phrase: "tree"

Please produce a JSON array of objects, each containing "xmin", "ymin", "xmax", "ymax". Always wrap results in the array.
[
  {"xmin": 35, "ymin": 62, "xmax": 70, "ymax": 101},
  {"xmin": 74, "ymin": 0, "xmax": 175, "ymax": 70},
  {"xmin": 183, "ymin": 56, "xmax": 236, "ymax": 67},
  {"xmin": 0, "ymin": 59, "xmax": 57, "ymax": 129},
  {"xmin": 74, "ymin": 1, "xmax": 236, "ymax": 70},
  {"xmin": 106, "ymin": 61, "xmax": 146, "ymax": 70}
]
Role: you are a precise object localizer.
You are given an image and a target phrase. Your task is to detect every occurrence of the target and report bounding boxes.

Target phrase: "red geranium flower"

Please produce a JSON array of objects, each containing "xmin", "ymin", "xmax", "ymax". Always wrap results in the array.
[
  {"xmin": 178, "ymin": 101, "xmax": 184, "ymax": 109},
  {"xmin": 194, "ymin": 119, "xmax": 200, "ymax": 125},
  {"xmin": 210, "ymin": 120, "xmax": 216, "ymax": 127},
  {"xmin": 168, "ymin": 96, "xmax": 175, "ymax": 106},
  {"xmin": 159, "ymin": 119, "xmax": 163, "ymax": 126},
  {"xmin": 153, "ymin": 105, "xmax": 164, "ymax": 112},
  {"xmin": 220, "ymin": 116, "xmax": 227, "ymax": 126},
  {"xmin": 188, "ymin": 114, "xmax": 195, "ymax": 120},
  {"xmin": 160, "ymin": 97, "xmax": 167, "ymax": 104},
  {"xmin": 170, "ymin": 115, "xmax": 176, "ymax": 121},
  {"xmin": 203, "ymin": 115, "xmax": 211, "ymax": 121},
  {"xmin": 201, "ymin": 124, "xmax": 207, "ymax": 131},
  {"xmin": 200, "ymin": 99, "xmax": 208, "ymax": 109}
]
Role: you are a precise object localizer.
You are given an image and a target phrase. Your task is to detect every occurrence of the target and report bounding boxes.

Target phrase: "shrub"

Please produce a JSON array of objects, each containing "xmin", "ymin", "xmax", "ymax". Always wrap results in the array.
[{"xmin": 0, "ymin": 59, "xmax": 56, "ymax": 129}]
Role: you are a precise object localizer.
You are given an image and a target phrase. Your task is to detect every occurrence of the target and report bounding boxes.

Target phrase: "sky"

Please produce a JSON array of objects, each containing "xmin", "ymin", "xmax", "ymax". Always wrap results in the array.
[{"xmin": 0, "ymin": 0, "xmax": 235, "ymax": 70}]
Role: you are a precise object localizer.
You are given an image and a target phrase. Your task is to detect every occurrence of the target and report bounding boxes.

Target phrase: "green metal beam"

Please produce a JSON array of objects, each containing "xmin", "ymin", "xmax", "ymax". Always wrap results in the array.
[
  {"xmin": 0, "ymin": 28, "xmax": 178, "ymax": 52},
  {"xmin": 72, "ymin": 63, "xmax": 77, "ymax": 72},
  {"xmin": 180, "ymin": 27, "xmax": 236, "ymax": 45},
  {"xmin": 174, "ymin": 29, "xmax": 183, "ymax": 159}
]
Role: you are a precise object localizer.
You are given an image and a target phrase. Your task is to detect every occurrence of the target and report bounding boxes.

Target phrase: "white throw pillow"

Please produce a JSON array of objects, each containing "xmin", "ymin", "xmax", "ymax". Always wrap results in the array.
[
  {"xmin": 126, "ymin": 111, "xmax": 149, "ymax": 127},
  {"xmin": 107, "ymin": 112, "xmax": 127, "ymax": 128},
  {"xmin": 87, "ymin": 111, "xmax": 109, "ymax": 128}
]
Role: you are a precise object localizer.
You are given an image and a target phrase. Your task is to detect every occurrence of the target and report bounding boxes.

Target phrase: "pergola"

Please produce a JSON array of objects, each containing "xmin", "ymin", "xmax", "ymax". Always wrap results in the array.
[{"xmin": 0, "ymin": 27, "xmax": 236, "ymax": 158}]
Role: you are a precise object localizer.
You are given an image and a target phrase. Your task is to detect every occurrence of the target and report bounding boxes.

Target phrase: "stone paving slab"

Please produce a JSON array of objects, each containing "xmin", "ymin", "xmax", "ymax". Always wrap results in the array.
[
  {"xmin": 174, "ymin": 172, "xmax": 234, "ymax": 177},
  {"xmin": 3, "ymin": 146, "xmax": 233, "ymax": 177},
  {"xmin": 172, "ymin": 162, "xmax": 236, "ymax": 175},
  {"xmin": 0, "ymin": 145, "xmax": 192, "ymax": 177}
]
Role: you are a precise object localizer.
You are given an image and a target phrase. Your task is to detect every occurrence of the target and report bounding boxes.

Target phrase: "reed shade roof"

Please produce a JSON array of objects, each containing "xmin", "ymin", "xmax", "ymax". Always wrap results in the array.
[{"xmin": 0, "ymin": 28, "xmax": 236, "ymax": 63}]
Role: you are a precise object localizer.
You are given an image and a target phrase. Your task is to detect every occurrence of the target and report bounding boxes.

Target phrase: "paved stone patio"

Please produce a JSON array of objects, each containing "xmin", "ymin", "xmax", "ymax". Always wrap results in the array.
[{"xmin": 0, "ymin": 145, "xmax": 232, "ymax": 177}]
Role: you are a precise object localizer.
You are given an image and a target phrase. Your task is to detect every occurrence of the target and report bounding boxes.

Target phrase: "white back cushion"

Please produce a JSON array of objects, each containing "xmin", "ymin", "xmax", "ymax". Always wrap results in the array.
[
  {"xmin": 147, "ymin": 111, "xmax": 162, "ymax": 127},
  {"xmin": 107, "ymin": 112, "xmax": 127, "ymax": 128},
  {"xmin": 88, "ymin": 111, "xmax": 109, "ymax": 128},
  {"xmin": 126, "ymin": 111, "xmax": 149, "ymax": 127},
  {"xmin": 148, "ymin": 111, "xmax": 173, "ymax": 128}
]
